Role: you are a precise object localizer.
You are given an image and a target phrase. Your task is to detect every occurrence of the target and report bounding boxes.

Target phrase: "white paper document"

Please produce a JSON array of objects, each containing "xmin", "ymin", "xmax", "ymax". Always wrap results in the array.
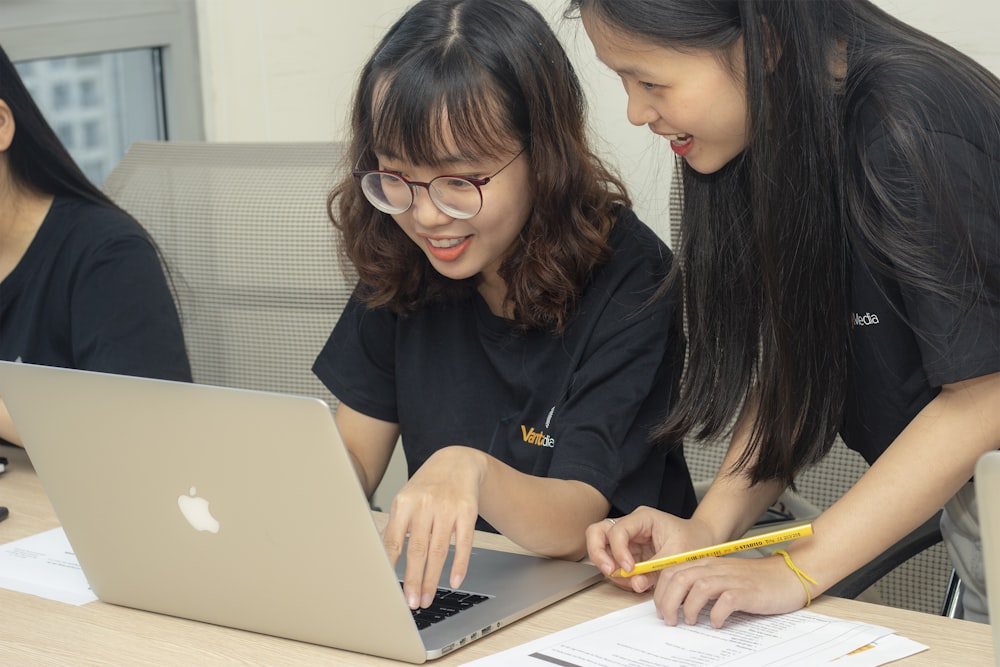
[
  {"xmin": 462, "ymin": 599, "xmax": 928, "ymax": 667},
  {"xmin": 0, "ymin": 527, "xmax": 97, "ymax": 605}
]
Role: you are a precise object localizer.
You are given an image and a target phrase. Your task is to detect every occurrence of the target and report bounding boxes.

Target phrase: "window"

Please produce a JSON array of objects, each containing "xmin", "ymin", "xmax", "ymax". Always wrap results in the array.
[
  {"xmin": 14, "ymin": 49, "xmax": 165, "ymax": 186},
  {"xmin": 51, "ymin": 83, "xmax": 71, "ymax": 111},
  {"xmin": 0, "ymin": 0, "xmax": 203, "ymax": 184},
  {"xmin": 83, "ymin": 120, "xmax": 102, "ymax": 149},
  {"xmin": 54, "ymin": 123, "xmax": 75, "ymax": 148},
  {"xmin": 80, "ymin": 160, "xmax": 107, "ymax": 186},
  {"xmin": 79, "ymin": 79, "xmax": 99, "ymax": 108}
]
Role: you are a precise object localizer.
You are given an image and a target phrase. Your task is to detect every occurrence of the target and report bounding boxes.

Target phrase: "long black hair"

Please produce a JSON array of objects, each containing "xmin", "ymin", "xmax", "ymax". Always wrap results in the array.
[
  {"xmin": 569, "ymin": 0, "xmax": 1000, "ymax": 485},
  {"xmin": 1, "ymin": 43, "xmax": 188, "ymax": 323},
  {"xmin": 0, "ymin": 44, "xmax": 121, "ymax": 209}
]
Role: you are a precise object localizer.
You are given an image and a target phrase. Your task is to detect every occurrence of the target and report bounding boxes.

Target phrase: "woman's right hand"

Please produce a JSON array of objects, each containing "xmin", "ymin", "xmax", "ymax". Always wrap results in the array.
[
  {"xmin": 383, "ymin": 446, "xmax": 487, "ymax": 610},
  {"xmin": 585, "ymin": 507, "xmax": 719, "ymax": 593}
]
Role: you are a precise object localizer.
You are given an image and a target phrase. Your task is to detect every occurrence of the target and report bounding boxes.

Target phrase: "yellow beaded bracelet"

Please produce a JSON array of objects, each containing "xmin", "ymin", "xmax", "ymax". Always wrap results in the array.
[{"xmin": 774, "ymin": 549, "xmax": 819, "ymax": 606}]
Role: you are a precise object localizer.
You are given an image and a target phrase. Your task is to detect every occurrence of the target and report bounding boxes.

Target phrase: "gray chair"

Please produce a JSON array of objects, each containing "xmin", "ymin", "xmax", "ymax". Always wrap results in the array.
[
  {"xmin": 102, "ymin": 140, "xmax": 352, "ymax": 406},
  {"xmin": 103, "ymin": 140, "xmax": 410, "ymax": 508}
]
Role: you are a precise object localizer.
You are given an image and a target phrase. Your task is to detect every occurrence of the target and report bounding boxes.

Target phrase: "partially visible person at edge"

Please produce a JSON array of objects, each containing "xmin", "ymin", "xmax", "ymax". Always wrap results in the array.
[
  {"xmin": 313, "ymin": 0, "xmax": 697, "ymax": 612},
  {"xmin": 0, "ymin": 43, "xmax": 191, "ymax": 447},
  {"xmin": 569, "ymin": 0, "xmax": 1000, "ymax": 626}
]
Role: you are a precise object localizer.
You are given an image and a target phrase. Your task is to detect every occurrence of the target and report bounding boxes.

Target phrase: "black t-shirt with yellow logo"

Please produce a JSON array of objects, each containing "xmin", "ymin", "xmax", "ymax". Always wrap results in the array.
[{"xmin": 314, "ymin": 208, "xmax": 696, "ymax": 529}]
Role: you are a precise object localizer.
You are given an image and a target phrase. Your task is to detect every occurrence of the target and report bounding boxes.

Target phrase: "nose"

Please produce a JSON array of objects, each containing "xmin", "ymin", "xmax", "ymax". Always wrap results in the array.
[
  {"xmin": 409, "ymin": 185, "xmax": 453, "ymax": 228},
  {"xmin": 625, "ymin": 92, "xmax": 659, "ymax": 127}
]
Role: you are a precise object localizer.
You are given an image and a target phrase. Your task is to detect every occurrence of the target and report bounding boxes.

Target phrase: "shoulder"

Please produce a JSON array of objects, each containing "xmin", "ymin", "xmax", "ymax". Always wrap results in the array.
[
  {"xmin": 846, "ymin": 55, "xmax": 1000, "ymax": 161},
  {"xmin": 335, "ymin": 283, "xmax": 403, "ymax": 336},
  {"xmin": 49, "ymin": 196, "xmax": 148, "ymax": 237},
  {"xmin": 605, "ymin": 207, "xmax": 673, "ymax": 270},
  {"xmin": 46, "ymin": 196, "xmax": 154, "ymax": 255},
  {"xmin": 578, "ymin": 207, "xmax": 676, "ymax": 318}
]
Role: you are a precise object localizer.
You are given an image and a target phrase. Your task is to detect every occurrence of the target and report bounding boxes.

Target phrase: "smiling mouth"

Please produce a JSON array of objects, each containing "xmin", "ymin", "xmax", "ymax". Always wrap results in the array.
[{"xmin": 427, "ymin": 236, "xmax": 469, "ymax": 248}]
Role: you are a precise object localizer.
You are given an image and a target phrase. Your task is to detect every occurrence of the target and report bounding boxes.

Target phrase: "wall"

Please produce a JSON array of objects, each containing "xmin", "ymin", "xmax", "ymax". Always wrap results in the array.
[
  {"xmin": 195, "ymin": 0, "xmax": 1000, "ymax": 244},
  {"xmin": 192, "ymin": 0, "xmax": 681, "ymax": 240}
]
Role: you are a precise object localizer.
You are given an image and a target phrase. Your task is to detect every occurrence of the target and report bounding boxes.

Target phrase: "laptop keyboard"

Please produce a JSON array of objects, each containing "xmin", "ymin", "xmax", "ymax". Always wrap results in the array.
[{"xmin": 402, "ymin": 585, "xmax": 490, "ymax": 629}]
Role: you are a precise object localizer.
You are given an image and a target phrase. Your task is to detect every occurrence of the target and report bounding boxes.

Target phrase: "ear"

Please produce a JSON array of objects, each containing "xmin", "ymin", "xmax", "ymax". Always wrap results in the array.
[{"xmin": 0, "ymin": 100, "xmax": 15, "ymax": 152}]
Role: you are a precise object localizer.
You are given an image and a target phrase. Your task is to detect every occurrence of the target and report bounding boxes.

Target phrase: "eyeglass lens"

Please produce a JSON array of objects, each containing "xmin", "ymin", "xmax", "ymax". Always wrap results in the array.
[{"xmin": 360, "ymin": 173, "xmax": 483, "ymax": 219}]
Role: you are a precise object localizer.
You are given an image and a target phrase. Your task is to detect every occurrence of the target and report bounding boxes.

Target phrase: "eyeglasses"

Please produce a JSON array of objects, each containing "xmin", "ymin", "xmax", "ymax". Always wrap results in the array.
[{"xmin": 353, "ymin": 149, "xmax": 525, "ymax": 220}]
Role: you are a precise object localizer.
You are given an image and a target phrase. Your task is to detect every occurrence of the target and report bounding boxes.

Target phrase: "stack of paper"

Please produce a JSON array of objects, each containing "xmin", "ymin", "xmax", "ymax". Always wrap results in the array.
[
  {"xmin": 0, "ymin": 527, "xmax": 97, "ymax": 606},
  {"xmin": 461, "ymin": 599, "xmax": 927, "ymax": 667}
]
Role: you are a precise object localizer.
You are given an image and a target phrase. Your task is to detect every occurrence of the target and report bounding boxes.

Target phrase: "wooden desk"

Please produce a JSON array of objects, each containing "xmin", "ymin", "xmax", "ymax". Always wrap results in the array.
[{"xmin": 1, "ymin": 444, "xmax": 993, "ymax": 666}]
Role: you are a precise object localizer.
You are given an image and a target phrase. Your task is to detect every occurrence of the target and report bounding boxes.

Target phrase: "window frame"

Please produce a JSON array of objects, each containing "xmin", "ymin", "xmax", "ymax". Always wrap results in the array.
[{"xmin": 0, "ymin": 0, "xmax": 204, "ymax": 141}]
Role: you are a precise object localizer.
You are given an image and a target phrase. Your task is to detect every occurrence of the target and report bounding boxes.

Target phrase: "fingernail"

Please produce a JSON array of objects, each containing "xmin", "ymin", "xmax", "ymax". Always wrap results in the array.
[
  {"xmin": 407, "ymin": 593, "xmax": 419, "ymax": 609},
  {"xmin": 421, "ymin": 593, "xmax": 434, "ymax": 608}
]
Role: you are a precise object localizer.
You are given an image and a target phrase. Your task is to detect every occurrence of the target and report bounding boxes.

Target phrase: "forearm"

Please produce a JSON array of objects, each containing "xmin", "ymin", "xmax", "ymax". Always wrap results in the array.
[
  {"xmin": 476, "ymin": 452, "xmax": 609, "ymax": 560},
  {"xmin": 787, "ymin": 372, "xmax": 1000, "ymax": 595},
  {"xmin": 335, "ymin": 404, "xmax": 399, "ymax": 499},
  {"xmin": 693, "ymin": 403, "xmax": 785, "ymax": 542},
  {"xmin": 0, "ymin": 399, "xmax": 23, "ymax": 447},
  {"xmin": 695, "ymin": 471, "xmax": 784, "ymax": 543},
  {"xmin": 348, "ymin": 450, "xmax": 379, "ymax": 498}
]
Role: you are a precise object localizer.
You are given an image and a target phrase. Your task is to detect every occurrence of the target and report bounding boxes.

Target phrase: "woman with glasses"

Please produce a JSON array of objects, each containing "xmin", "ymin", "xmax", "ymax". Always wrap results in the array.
[
  {"xmin": 0, "ymin": 44, "xmax": 191, "ymax": 447},
  {"xmin": 313, "ymin": 0, "xmax": 696, "ymax": 611}
]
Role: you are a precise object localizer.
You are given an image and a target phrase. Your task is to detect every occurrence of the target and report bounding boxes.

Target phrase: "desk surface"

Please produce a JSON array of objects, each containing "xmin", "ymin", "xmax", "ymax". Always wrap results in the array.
[{"xmin": 0, "ymin": 444, "xmax": 993, "ymax": 666}]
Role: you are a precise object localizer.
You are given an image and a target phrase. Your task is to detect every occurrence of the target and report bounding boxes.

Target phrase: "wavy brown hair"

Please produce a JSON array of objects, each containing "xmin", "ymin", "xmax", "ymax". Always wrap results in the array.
[{"xmin": 329, "ymin": 0, "xmax": 629, "ymax": 334}]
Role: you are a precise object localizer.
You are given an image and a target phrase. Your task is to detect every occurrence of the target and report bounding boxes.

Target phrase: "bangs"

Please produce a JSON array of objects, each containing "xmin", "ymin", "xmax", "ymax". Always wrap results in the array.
[{"xmin": 370, "ymin": 52, "xmax": 522, "ymax": 166}]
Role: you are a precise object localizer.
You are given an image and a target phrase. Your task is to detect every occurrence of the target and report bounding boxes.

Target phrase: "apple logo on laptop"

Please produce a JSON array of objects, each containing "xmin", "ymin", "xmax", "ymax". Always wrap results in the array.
[{"xmin": 177, "ymin": 486, "xmax": 220, "ymax": 533}]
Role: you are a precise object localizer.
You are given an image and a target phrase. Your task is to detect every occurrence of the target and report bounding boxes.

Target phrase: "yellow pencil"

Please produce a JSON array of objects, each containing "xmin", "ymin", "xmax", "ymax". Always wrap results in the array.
[{"xmin": 613, "ymin": 523, "xmax": 814, "ymax": 578}]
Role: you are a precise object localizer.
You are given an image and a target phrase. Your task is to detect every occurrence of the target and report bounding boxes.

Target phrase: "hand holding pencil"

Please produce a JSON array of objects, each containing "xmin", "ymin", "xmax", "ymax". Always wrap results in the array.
[
  {"xmin": 611, "ymin": 523, "xmax": 814, "ymax": 578},
  {"xmin": 586, "ymin": 508, "xmax": 821, "ymax": 628}
]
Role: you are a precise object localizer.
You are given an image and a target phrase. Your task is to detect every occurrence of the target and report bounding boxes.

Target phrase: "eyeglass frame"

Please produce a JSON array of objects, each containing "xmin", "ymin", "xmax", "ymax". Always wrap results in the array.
[{"xmin": 352, "ymin": 148, "xmax": 526, "ymax": 220}]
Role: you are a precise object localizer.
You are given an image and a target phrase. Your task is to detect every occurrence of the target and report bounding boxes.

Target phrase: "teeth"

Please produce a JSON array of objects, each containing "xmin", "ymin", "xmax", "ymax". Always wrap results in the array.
[{"xmin": 428, "ymin": 237, "xmax": 467, "ymax": 248}]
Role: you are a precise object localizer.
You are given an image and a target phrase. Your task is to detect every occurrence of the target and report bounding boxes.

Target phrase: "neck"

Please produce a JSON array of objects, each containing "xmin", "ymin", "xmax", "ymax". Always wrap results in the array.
[{"xmin": 476, "ymin": 268, "xmax": 512, "ymax": 319}]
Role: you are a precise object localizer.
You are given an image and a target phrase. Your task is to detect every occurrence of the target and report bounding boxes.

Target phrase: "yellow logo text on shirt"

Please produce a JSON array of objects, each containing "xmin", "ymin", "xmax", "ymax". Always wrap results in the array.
[{"xmin": 520, "ymin": 425, "xmax": 555, "ymax": 448}]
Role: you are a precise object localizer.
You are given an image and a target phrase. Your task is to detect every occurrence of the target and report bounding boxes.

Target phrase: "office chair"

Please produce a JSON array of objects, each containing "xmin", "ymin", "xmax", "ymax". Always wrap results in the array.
[
  {"xmin": 103, "ymin": 140, "xmax": 410, "ymax": 509},
  {"xmin": 668, "ymin": 171, "xmax": 960, "ymax": 617},
  {"xmin": 103, "ymin": 141, "xmax": 353, "ymax": 406}
]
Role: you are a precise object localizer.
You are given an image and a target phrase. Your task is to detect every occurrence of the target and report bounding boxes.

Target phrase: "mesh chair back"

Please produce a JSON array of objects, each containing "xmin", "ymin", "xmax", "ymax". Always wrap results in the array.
[{"xmin": 102, "ymin": 141, "xmax": 353, "ymax": 407}]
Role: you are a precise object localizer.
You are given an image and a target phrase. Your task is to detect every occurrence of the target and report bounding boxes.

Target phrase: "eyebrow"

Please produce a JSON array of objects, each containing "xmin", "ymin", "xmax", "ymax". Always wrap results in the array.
[
  {"xmin": 603, "ymin": 61, "xmax": 655, "ymax": 80},
  {"xmin": 617, "ymin": 66, "xmax": 645, "ymax": 78},
  {"xmin": 374, "ymin": 147, "xmax": 484, "ymax": 168},
  {"xmin": 594, "ymin": 47, "xmax": 662, "ymax": 81}
]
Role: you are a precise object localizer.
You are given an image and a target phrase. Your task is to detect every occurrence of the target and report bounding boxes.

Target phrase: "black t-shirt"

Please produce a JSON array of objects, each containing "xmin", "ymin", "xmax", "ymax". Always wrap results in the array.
[
  {"xmin": 314, "ymin": 208, "xmax": 697, "ymax": 524},
  {"xmin": 0, "ymin": 196, "xmax": 191, "ymax": 383},
  {"xmin": 842, "ymin": 72, "xmax": 1000, "ymax": 464}
]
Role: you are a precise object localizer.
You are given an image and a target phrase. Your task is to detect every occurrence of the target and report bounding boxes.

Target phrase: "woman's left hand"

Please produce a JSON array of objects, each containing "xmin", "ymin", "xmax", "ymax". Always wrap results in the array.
[
  {"xmin": 381, "ymin": 446, "xmax": 488, "ymax": 610},
  {"xmin": 653, "ymin": 552, "xmax": 813, "ymax": 628}
]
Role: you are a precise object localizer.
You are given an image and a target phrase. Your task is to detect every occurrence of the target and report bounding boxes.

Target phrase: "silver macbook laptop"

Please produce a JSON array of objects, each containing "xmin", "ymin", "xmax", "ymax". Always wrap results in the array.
[
  {"xmin": 975, "ymin": 450, "xmax": 1000, "ymax": 666},
  {"xmin": 0, "ymin": 362, "xmax": 601, "ymax": 663}
]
